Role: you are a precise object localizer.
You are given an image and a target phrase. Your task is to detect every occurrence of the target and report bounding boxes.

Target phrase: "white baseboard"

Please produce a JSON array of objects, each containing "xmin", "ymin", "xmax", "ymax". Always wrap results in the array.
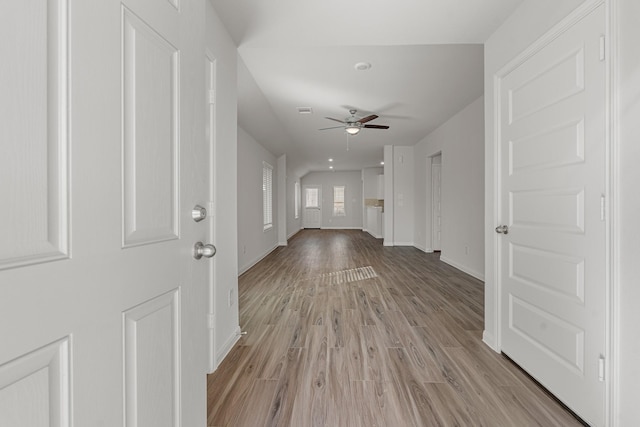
[
  {"xmin": 365, "ymin": 230, "xmax": 382, "ymax": 239},
  {"xmin": 214, "ymin": 325, "xmax": 241, "ymax": 371},
  {"xmin": 278, "ymin": 241, "xmax": 288, "ymax": 246},
  {"xmin": 440, "ymin": 256, "xmax": 485, "ymax": 281},
  {"xmin": 238, "ymin": 244, "xmax": 278, "ymax": 276},
  {"xmin": 320, "ymin": 226, "xmax": 362, "ymax": 230},
  {"xmin": 383, "ymin": 240, "xmax": 394, "ymax": 246},
  {"xmin": 287, "ymin": 227, "xmax": 302, "ymax": 240},
  {"xmin": 394, "ymin": 241, "xmax": 414, "ymax": 247},
  {"xmin": 482, "ymin": 330, "xmax": 498, "ymax": 352},
  {"xmin": 414, "ymin": 243, "xmax": 434, "ymax": 253}
]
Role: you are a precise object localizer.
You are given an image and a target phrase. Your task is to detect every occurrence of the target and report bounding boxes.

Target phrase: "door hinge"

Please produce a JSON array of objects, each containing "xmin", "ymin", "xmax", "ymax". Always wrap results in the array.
[
  {"xmin": 600, "ymin": 194, "xmax": 606, "ymax": 221},
  {"xmin": 207, "ymin": 313, "xmax": 215, "ymax": 330},
  {"xmin": 208, "ymin": 89, "xmax": 215, "ymax": 105},
  {"xmin": 598, "ymin": 355, "xmax": 605, "ymax": 382},
  {"xmin": 599, "ymin": 35, "xmax": 606, "ymax": 61}
]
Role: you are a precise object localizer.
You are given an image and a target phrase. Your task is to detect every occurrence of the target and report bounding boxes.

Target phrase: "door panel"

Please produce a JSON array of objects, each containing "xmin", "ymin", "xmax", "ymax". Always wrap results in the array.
[
  {"xmin": 0, "ymin": 0, "xmax": 208, "ymax": 425},
  {"xmin": 0, "ymin": 0, "xmax": 69, "ymax": 269},
  {"xmin": 122, "ymin": 6, "xmax": 179, "ymax": 247},
  {"xmin": 498, "ymin": 6, "xmax": 605, "ymax": 426},
  {"xmin": 124, "ymin": 289, "xmax": 180, "ymax": 427},
  {"xmin": 0, "ymin": 338, "xmax": 70, "ymax": 427}
]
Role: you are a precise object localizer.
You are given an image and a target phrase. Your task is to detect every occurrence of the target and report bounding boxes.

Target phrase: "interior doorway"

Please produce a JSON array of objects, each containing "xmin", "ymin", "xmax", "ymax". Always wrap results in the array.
[{"xmin": 430, "ymin": 154, "xmax": 442, "ymax": 252}]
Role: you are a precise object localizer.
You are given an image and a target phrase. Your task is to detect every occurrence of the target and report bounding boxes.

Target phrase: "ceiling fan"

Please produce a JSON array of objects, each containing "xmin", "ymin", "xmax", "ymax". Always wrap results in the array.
[{"xmin": 319, "ymin": 109, "xmax": 389, "ymax": 135}]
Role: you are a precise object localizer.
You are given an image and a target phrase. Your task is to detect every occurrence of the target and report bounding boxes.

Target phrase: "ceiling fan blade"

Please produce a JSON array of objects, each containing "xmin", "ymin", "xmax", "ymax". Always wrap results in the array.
[
  {"xmin": 364, "ymin": 124, "xmax": 389, "ymax": 129},
  {"xmin": 358, "ymin": 114, "xmax": 378, "ymax": 124},
  {"xmin": 325, "ymin": 117, "xmax": 346, "ymax": 124},
  {"xmin": 318, "ymin": 126, "xmax": 344, "ymax": 131}
]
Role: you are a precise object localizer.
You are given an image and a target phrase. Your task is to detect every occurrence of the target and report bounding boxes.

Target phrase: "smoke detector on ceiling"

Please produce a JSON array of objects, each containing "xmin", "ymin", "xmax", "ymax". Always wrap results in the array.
[{"xmin": 354, "ymin": 62, "xmax": 372, "ymax": 71}]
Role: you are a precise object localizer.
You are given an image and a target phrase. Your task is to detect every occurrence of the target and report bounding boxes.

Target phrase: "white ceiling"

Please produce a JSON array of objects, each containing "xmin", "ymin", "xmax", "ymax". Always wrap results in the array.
[{"xmin": 210, "ymin": 0, "xmax": 525, "ymax": 177}]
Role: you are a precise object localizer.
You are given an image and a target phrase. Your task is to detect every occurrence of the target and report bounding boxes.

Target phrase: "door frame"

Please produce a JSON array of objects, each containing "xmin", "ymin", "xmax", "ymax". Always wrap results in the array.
[
  {"xmin": 206, "ymin": 49, "xmax": 218, "ymax": 373},
  {"xmin": 487, "ymin": 0, "xmax": 618, "ymax": 424},
  {"xmin": 430, "ymin": 154, "xmax": 442, "ymax": 252}
]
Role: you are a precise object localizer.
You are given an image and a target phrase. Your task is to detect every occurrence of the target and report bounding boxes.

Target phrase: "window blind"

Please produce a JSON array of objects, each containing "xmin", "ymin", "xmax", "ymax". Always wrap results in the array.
[{"xmin": 263, "ymin": 162, "xmax": 273, "ymax": 230}]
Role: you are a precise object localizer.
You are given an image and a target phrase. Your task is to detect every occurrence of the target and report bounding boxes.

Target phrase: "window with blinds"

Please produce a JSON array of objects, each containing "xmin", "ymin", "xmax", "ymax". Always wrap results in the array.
[
  {"xmin": 263, "ymin": 162, "xmax": 273, "ymax": 230},
  {"xmin": 294, "ymin": 181, "xmax": 300, "ymax": 219},
  {"xmin": 333, "ymin": 185, "xmax": 345, "ymax": 216}
]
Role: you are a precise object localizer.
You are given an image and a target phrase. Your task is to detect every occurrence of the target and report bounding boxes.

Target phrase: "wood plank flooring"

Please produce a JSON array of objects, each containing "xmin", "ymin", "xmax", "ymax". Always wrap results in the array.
[{"xmin": 207, "ymin": 229, "xmax": 584, "ymax": 427}]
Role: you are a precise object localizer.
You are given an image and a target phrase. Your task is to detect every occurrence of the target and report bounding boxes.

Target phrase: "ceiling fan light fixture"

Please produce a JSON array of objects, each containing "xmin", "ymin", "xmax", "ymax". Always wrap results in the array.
[{"xmin": 345, "ymin": 124, "xmax": 361, "ymax": 135}]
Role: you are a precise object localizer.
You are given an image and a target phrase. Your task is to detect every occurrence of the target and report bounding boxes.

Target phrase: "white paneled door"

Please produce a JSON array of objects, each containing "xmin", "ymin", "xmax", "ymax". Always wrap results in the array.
[
  {"xmin": 0, "ymin": 0, "xmax": 209, "ymax": 426},
  {"xmin": 497, "ymin": 5, "xmax": 606, "ymax": 426},
  {"xmin": 303, "ymin": 186, "xmax": 322, "ymax": 228}
]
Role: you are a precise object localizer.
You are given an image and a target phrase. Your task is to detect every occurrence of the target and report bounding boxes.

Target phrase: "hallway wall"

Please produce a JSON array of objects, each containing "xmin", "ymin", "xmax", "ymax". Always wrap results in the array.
[
  {"xmin": 205, "ymin": 1, "xmax": 241, "ymax": 366},
  {"xmin": 237, "ymin": 126, "xmax": 279, "ymax": 274},
  {"xmin": 413, "ymin": 96, "xmax": 485, "ymax": 280}
]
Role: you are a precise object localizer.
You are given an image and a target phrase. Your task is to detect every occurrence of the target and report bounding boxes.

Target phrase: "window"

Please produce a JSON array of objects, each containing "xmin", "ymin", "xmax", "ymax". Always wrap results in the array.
[
  {"xmin": 333, "ymin": 186, "xmax": 345, "ymax": 216},
  {"xmin": 305, "ymin": 187, "xmax": 319, "ymax": 208},
  {"xmin": 263, "ymin": 162, "xmax": 273, "ymax": 230},
  {"xmin": 294, "ymin": 181, "xmax": 300, "ymax": 219}
]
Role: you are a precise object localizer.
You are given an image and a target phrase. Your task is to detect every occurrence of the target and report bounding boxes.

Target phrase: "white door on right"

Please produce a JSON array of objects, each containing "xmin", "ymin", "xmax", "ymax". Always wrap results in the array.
[
  {"xmin": 498, "ymin": 6, "xmax": 605, "ymax": 426},
  {"xmin": 303, "ymin": 186, "xmax": 322, "ymax": 228}
]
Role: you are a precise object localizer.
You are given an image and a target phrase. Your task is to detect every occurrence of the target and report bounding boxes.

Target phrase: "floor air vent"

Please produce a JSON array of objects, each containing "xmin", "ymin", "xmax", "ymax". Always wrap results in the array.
[{"xmin": 318, "ymin": 266, "xmax": 377, "ymax": 284}]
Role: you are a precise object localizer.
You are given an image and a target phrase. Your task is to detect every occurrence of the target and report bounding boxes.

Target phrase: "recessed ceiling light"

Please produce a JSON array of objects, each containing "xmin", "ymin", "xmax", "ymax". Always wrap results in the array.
[
  {"xmin": 328, "ymin": 158, "xmax": 333, "ymax": 162},
  {"xmin": 329, "ymin": 166, "xmax": 334, "ymax": 169},
  {"xmin": 297, "ymin": 107, "xmax": 313, "ymax": 114},
  {"xmin": 380, "ymin": 161, "xmax": 384, "ymax": 165},
  {"xmin": 354, "ymin": 62, "xmax": 372, "ymax": 71}
]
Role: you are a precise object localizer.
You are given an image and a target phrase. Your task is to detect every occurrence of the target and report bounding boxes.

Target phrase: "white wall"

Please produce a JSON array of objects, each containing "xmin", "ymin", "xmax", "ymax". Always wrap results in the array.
[
  {"xmin": 237, "ymin": 127, "xmax": 279, "ymax": 274},
  {"xmin": 205, "ymin": 2, "xmax": 240, "ymax": 367},
  {"xmin": 362, "ymin": 167, "xmax": 384, "ymax": 199},
  {"xmin": 616, "ymin": 0, "xmax": 640, "ymax": 424},
  {"xmin": 414, "ymin": 96, "xmax": 484, "ymax": 280},
  {"xmin": 301, "ymin": 171, "xmax": 363, "ymax": 229},
  {"xmin": 383, "ymin": 146, "xmax": 394, "ymax": 245},
  {"xmin": 392, "ymin": 146, "xmax": 415, "ymax": 245}
]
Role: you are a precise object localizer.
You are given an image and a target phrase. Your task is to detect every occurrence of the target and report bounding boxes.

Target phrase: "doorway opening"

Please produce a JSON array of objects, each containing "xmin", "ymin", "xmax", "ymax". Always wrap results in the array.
[{"xmin": 430, "ymin": 153, "xmax": 442, "ymax": 253}]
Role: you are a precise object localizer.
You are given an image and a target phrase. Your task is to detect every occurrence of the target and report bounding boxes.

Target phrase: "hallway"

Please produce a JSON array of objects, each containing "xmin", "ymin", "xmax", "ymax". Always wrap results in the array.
[{"xmin": 207, "ymin": 230, "xmax": 583, "ymax": 426}]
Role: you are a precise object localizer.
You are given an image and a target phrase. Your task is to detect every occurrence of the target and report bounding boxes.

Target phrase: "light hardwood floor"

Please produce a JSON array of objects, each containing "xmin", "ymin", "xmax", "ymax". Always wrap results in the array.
[{"xmin": 207, "ymin": 229, "xmax": 585, "ymax": 427}]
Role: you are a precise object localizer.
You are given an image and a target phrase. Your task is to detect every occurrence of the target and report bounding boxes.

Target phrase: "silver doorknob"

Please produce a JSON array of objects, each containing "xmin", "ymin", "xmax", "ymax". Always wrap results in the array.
[
  {"xmin": 192, "ymin": 205, "xmax": 207, "ymax": 222},
  {"xmin": 495, "ymin": 225, "xmax": 509, "ymax": 235},
  {"xmin": 193, "ymin": 241, "xmax": 216, "ymax": 259}
]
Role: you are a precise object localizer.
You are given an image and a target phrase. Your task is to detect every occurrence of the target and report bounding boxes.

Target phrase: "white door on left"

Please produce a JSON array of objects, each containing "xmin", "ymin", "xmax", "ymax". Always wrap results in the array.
[{"xmin": 0, "ymin": 0, "xmax": 209, "ymax": 426}]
